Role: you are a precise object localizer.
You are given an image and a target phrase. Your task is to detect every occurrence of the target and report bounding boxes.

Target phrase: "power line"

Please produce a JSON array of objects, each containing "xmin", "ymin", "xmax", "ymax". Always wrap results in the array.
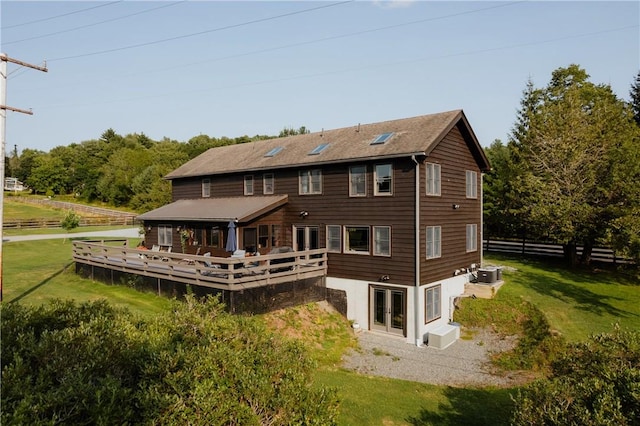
[
  {"xmin": 1, "ymin": 1, "xmax": 123, "ymax": 29},
  {"xmin": 47, "ymin": 0, "xmax": 354, "ymax": 62},
  {"xmin": 33, "ymin": 24, "xmax": 637, "ymax": 111},
  {"xmin": 3, "ymin": 1, "xmax": 187, "ymax": 46}
]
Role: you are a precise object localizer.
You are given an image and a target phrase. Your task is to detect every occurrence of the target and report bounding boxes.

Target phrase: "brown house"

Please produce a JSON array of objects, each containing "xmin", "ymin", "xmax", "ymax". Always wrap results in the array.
[{"xmin": 138, "ymin": 109, "xmax": 491, "ymax": 346}]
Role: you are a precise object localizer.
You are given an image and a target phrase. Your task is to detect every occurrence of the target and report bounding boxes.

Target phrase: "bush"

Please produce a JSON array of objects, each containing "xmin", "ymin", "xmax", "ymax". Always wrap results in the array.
[
  {"xmin": 60, "ymin": 211, "xmax": 80, "ymax": 231},
  {"xmin": 511, "ymin": 326, "xmax": 640, "ymax": 425},
  {"xmin": 1, "ymin": 297, "xmax": 339, "ymax": 425}
]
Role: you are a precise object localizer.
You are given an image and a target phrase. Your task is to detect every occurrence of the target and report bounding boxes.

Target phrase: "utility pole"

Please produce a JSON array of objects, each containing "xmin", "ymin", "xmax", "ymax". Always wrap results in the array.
[{"xmin": 0, "ymin": 53, "xmax": 48, "ymax": 301}]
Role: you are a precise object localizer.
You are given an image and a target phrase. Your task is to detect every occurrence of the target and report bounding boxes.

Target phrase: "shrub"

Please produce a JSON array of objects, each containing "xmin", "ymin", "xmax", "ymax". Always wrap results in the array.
[
  {"xmin": 60, "ymin": 211, "xmax": 80, "ymax": 231},
  {"xmin": 511, "ymin": 326, "xmax": 640, "ymax": 425},
  {"xmin": 1, "ymin": 297, "xmax": 339, "ymax": 425}
]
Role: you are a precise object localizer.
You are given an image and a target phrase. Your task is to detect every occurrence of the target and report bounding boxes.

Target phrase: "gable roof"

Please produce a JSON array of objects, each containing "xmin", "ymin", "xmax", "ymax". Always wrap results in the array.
[
  {"xmin": 137, "ymin": 195, "xmax": 288, "ymax": 223},
  {"xmin": 165, "ymin": 110, "xmax": 490, "ymax": 180}
]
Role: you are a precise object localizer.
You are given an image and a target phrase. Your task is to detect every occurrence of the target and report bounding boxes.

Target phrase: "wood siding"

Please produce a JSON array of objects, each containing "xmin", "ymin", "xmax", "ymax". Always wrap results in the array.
[
  {"xmin": 420, "ymin": 123, "xmax": 482, "ymax": 284},
  {"xmin": 167, "ymin": 122, "xmax": 484, "ymax": 287}
]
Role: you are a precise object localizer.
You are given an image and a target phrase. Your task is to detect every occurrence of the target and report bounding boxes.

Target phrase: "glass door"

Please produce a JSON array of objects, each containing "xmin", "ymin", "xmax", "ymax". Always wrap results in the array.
[
  {"xmin": 370, "ymin": 286, "xmax": 405, "ymax": 336},
  {"xmin": 294, "ymin": 226, "xmax": 319, "ymax": 251}
]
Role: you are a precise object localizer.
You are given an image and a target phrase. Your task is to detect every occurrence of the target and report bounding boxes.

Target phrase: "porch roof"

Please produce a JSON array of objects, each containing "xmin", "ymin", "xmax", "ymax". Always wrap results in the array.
[{"xmin": 137, "ymin": 195, "xmax": 288, "ymax": 223}]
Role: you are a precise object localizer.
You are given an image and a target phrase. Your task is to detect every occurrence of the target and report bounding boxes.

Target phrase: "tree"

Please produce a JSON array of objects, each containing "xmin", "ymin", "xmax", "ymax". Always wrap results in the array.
[
  {"xmin": 279, "ymin": 126, "xmax": 310, "ymax": 137},
  {"xmin": 630, "ymin": 71, "xmax": 640, "ymax": 126},
  {"xmin": 26, "ymin": 154, "xmax": 68, "ymax": 195},
  {"xmin": 511, "ymin": 327, "xmax": 640, "ymax": 425},
  {"xmin": 509, "ymin": 64, "xmax": 640, "ymax": 265},
  {"xmin": 1, "ymin": 297, "xmax": 339, "ymax": 425}
]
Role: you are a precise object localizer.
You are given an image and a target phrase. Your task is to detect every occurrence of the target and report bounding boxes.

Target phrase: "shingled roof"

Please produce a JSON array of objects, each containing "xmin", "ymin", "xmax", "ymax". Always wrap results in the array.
[{"xmin": 165, "ymin": 109, "xmax": 489, "ymax": 179}]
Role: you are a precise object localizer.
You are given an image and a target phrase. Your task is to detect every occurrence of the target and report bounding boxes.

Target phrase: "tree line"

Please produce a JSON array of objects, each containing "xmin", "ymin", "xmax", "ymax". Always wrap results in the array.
[
  {"xmin": 6, "ymin": 126, "xmax": 310, "ymax": 213},
  {"xmin": 483, "ymin": 65, "xmax": 640, "ymax": 265},
  {"xmin": 6, "ymin": 65, "xmax": 640, "ymax": 265}
]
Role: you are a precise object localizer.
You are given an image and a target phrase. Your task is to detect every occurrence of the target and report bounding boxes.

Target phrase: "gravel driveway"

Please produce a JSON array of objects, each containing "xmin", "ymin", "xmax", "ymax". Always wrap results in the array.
[{"xmin": 342, "ymin": 328, "xmax": 529, "ymax": 387}]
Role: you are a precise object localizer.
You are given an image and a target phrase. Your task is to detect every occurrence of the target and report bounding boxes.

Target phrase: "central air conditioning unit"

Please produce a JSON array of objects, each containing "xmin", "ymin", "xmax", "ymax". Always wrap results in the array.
[{"xmin": 477, "ymin": 267, "xmax": 502, "ymax": 284}]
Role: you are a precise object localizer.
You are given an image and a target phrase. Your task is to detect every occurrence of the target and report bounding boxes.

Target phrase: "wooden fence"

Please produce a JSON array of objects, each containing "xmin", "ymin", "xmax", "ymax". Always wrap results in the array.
[
  {"xmin": 4, "ymin": 216, "xmax": 136, "ymax": 229},
  {"xmin": 483, "ymin": 239, "xmax": 633, "ymax": 264},
  {"xmin": 6, "ymin": 196, "xmax": 138, "ymax": 228}
]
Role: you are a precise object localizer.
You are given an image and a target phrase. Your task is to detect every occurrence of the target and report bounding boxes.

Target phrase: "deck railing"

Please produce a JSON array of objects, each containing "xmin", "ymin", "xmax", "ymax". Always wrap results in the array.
[{"xmin": 73, "ymin": 241, "xmax": 328, "ymax": 290}]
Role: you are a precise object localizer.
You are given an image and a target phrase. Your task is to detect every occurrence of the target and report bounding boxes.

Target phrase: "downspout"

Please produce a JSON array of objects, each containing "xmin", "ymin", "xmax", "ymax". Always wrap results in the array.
[
  {"xmin": 480, "ymin": 173, "xmax": 484, "ymax": 267},
  {"xmin": 411, "ymin": 155, "xmax": 421, "ymax": 346}
]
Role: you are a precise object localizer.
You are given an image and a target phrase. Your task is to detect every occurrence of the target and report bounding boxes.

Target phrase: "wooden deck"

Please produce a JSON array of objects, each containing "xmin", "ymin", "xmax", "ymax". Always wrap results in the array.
[{"xmin": 72, "ymin": 241, "xmax": 328, "ymax": 291}]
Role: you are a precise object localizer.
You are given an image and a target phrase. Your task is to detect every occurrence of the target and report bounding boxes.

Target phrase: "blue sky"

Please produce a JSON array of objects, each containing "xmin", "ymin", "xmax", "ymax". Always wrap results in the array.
[{"xmin": 1, "ymin": 1, "xmax": 638, "ymax": 153}]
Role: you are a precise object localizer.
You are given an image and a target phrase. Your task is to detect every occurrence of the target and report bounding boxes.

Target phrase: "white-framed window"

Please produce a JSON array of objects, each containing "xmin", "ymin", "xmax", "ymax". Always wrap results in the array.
[
  {"xmin": 344, "ymin": 226, "xmax": 370, "ymax": 254},
  {"xmin": 202, "ymin": 178, "xmax": 211, "ymax": 198},
  {"xmin": 425, "ymin": 284, "xmax": 442, "ymax": 323},
  {"xmin": 299, "ymin": 169, "xmax": 322, "ymax": 195},
  {"xmin": 263, "ymin": 173, "xmax": 274, "ymax": 194},
  {"xmin": 466, "ymin": 223, "xmax": 478, "ymax": 252},
  {"xmin": 374, "ymin": 164, "xmax": 393, "ymax": 195},
  {"xmin": 426, "ymin": 163, "xmax": 441, "ymax": 196},
  {"xmin": 466, "ymin": 170, "xmax": 477, "ymax": 199},
  {"xmin": 244, "ymin": 175, "xmax": 254, "ymax": 195},
  {"xmin": 373, "ymin": 226, "xmax": 391, "ymax": 257},
  {"xmin": 158, "ymin": 225, "xmax": 172, "ymax": 246},
  {"xmin": 349, "ymin": 165, "xmax": 366, "ymax": 197},
  {"xmin": 326, "ymin": 225, "xmax": 342, "ymax": 253},
  {"xmin": 426, "ymin": 226, "xmax": 441, "ymax": 259}
]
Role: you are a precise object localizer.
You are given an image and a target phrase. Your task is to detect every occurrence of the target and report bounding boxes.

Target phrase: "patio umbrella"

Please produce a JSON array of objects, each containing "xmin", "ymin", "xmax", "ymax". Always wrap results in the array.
[{"xmin": 225, "ymin": 221, "xmax": 237, "ymax": 252}]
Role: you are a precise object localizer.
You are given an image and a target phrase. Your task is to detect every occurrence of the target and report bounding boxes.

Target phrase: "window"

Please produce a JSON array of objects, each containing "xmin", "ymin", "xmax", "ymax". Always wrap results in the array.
[
  {"xmin": 263, "ymin": 173, "xmax": 274, "ymax": 194},
  {"xmin": 425, "ymin": 285, "xmax": 442, "ymax": 323},
  {"xmin": 309, "ymin": 143, "xmax": 330, "ymax": 155},
  {"xmin": 202, "ymin": 178, "xmax": 211, "ymax": 198},
  {"xmin": 349, "ymin": 165, "xmax": 366, "ymax": 197},
  {"xmin": 371, "ymin": 132, "xmax": 394, "ymax": 145},
  {"xmin": 466, "ymin": 224, "xmax": 478, "ymax": 252},
  {"xmin": 374, "ymin": 164, "xmax": 392, "ymax": 195},
  {"xmin": 258, "ymin": 225, "xmax": 269, "ymax": 249},
  {"xmin": 265, "ymin": 146, "xmax": 283, "ymax": 157},
  {"xmin": 466, "ymin": 170, "xmax": 477, "ymax": 198},
  {"xmin": 373, "ymin": 226, "xmax": 391, "ymax": 256},
  {"xmin": 426, "ymin": 163, "xmax": 441, "ymax": 196},
  {"xmin": 244, "ymin": 175, "xmax": 254, "ymax": 195},
  {"xmin": 344, "ymin": 226, "xmax": 370, "ymax": 254},
  {"xmin": 210, "ymin": 226, "xmax": 222, "ymax": 248},
  {"xmin": 299, "ymin": 169, "xmax": 322, "ymax": 194},
  {"xmin": 426, "ymin": 226, "xmax": 441, "ymax": 259},
  {"xmin": 158, "ymin": 225, "xmax": 172, "ymax": 246},
  {"xmin": 271, "ymin": 225, "xmax": 281, "ymax": 247},
  {"xmin": 327, "ymin": 225, "xmax": 341, "ymax": 253}
]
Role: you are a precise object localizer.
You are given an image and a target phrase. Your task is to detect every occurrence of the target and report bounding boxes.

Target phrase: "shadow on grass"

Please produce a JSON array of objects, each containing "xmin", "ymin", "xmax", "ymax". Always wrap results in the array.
[
  {"xmin": 8, "ymin": 262, "xmax": 73, "ymax": 304},
  {"xmin": 407, "ymin": 387, "xmax": 515, "ymax": 426},
  {"xmin": 488, "ymin": 254, "xmax": 638, "ymax": 320}
]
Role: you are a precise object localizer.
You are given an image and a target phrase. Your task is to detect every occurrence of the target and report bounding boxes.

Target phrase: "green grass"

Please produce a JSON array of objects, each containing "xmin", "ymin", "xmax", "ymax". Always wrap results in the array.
[
  {"xmin": 3, "ymin": 238, "xmax": 171, "ymax": 317},
  {"xmin": 3, "ymin": 199, "xmax": 68, "ymax": 220},
  {"xmin": 314, "ymin": 369, "xmax": 514, "ymax": 426},
  {"xmin": 482, "ymin": 254, "xmax": 640, "ymax": 342}
]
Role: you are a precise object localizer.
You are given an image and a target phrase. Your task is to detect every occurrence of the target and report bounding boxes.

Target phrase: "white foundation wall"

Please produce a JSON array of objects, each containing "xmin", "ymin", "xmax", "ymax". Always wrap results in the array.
[
  {"xmin": 326, "ymin": 273, "xmax": 470, "ymax": 346},
  {"xmin": 418, "ymin": 274, "xmax": 469, "ymax": 345},
  {"xmin": 326, "ymin": 277, "xmax": 416, "ymax": 344}
]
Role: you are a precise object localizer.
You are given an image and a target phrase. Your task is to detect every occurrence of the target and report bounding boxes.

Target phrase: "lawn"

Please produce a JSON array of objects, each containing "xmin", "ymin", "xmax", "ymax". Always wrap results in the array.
[
  {"xmin": 3, "ymin": 199, "xmax": 68, "ymax": 221},
  {"xmin": 3, "ymin": 238, "xmax": 171, "ymax": 316},
  {"xmin": 3, "ymin": 235, "xmax": 638, "ymax": 425},
  {"xmin": 482, "ymin": 254, "xmax": 640, "ymax": 342}
]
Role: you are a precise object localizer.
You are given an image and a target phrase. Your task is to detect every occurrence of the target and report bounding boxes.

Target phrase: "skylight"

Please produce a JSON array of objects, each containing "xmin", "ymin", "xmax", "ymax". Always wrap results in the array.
[
  {"xmin": 309, "ymin": 143, "xmax": 330, "ymax": 155},
  {"xmin": 264, "ymin": 146, "xmax": 284, "ymax": 157},
  {"xmin": 371, "ymin": 132, "xmax": 394, "ymax": 145}
]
